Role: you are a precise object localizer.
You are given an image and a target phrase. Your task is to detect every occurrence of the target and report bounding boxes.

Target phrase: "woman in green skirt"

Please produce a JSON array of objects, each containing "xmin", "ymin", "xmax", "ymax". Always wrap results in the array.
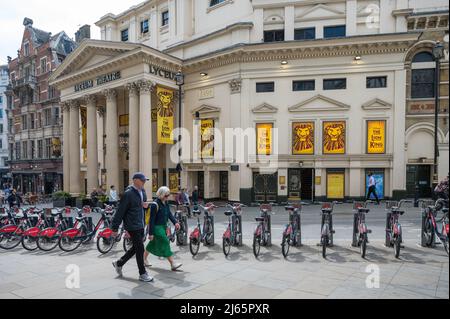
[{"xmin": 144, "ymin": 186, "xmax": 182, "ymax": 271}]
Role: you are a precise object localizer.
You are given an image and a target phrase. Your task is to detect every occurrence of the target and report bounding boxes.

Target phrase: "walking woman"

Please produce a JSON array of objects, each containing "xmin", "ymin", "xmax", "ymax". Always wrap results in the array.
[{"xmin": 144, "ymin": 186, "xmax": 182, "ymax": 271}]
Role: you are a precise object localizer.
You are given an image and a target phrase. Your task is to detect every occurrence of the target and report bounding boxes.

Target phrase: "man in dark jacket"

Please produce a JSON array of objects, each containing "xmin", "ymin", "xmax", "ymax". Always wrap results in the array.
[
  {"xmin": 111, "ymin": 173, "xmax": 153, "ymax": 282},
  {"xmin": 7, "ymin": 189, "xmax": 22, "ymax": 209}
]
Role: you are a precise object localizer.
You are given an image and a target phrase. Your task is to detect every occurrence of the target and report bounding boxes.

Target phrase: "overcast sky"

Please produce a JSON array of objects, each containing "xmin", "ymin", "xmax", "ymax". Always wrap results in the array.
[{"xmin": 0, "ymin": 0, "xmax": 142, "ymax": 65}]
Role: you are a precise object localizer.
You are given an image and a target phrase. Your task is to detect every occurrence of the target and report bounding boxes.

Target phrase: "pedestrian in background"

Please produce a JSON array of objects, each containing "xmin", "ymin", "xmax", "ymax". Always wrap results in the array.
[
  {"xmin": 366, "ymin": 172, "xmax": 380, "ymax": 204},
  {"xmin": 108, "ymin": 185, "xmax": 119, "ymax": 207}
]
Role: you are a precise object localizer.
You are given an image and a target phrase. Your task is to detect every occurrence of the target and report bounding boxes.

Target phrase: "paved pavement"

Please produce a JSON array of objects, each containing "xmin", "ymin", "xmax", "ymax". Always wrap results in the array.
[{"xmin": 0, "ymin": 203, "xmax": 448, "ymax": 299}]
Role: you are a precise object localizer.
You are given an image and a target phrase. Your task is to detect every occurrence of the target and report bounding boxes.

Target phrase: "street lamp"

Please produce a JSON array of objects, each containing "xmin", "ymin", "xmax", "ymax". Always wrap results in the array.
[
  {"xmin": 175, "ymin": 70, "xmax": 184, "ymax": 176},
  {"xmin": 432, "ymin": 41, "xmax": 445, "ymax": 188}
]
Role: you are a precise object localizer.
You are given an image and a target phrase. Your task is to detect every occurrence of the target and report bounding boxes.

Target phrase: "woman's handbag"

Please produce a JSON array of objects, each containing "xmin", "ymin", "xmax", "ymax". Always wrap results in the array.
[{"xmin": 145, "ymin": 202, "xmax": 159, "ymax": 225}]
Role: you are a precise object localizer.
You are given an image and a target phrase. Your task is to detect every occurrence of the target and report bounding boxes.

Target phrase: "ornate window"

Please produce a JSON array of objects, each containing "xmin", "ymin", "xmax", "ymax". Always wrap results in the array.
[{"xmin": 411, "ymin": 51, "xmax": 435, "ymax": 99}]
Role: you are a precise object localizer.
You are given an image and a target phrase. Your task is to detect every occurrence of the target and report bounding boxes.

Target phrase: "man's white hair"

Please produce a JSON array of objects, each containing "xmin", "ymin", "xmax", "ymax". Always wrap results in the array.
[{"xmin": 156, "ymin": 186, "xmax": 171, "ymax": 199}]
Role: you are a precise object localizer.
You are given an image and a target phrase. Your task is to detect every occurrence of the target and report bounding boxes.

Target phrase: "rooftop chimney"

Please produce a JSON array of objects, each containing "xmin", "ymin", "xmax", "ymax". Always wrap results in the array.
[{"xmin": 75, "ymin": 25, "xmax": 91, "ymax": 44}]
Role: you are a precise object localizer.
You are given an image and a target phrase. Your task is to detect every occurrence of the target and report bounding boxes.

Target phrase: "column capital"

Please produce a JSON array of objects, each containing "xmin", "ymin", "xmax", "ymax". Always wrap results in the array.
[
  {"xmin": 96, "ymin": 106, "xmax": 106, "ymax": 117},
  {"xmin": 61, "ymin": 101, "xmax": 71, "ymax": 112},
  {"xmin": 229, "ymin": 78, "xmax": 242, "ymax": 94},
  {"xmin": 84, "ymin": 94, "xmax": 97, "ymax": 105},
  {"xmin": 69, "ymin": 99, "xmax": 81, "ymax": 110},
  {"xmin": 137, "ymin": 80, "xmax": 156, "ymax": 94},
  {"xmin": 103, "ymin": 89, "xmax": 118, "ymax": 101},
  {"xmin": 126, "ymin": 82, "xmax": 139, "ymax": 97}
]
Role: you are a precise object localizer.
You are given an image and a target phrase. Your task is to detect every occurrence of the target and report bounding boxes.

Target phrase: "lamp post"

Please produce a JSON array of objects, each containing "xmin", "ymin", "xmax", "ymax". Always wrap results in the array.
[
  {"xmin": 432, "ymin": 41, "xmax": 444, "ymax": 189},
  {"xmin": 175, "ymin": 70, "xmax": 185, "ymax": 187}
]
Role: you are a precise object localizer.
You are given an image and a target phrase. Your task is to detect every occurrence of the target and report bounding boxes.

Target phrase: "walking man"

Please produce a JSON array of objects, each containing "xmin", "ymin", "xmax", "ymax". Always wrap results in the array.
[
  {"xmin": 366, "ymin": 173, "xmax": 380, "ymax": 204},
  {"xmin": 111, "ymin": 173, "xmax": 153, "ymax": 282}
]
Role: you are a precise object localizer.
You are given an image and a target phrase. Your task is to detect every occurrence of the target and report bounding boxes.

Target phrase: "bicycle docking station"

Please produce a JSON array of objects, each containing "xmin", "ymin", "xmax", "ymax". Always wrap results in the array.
[
  {"xmin": 288, "ymin": 211, "xmax": 302, "ymax": 247},
  {"xmin": 232, "ymin": 214, "xmax": 243, "ymax": 247}
]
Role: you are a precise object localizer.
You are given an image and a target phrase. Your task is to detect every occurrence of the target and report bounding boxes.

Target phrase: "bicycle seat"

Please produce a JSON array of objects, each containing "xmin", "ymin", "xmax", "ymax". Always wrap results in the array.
[
  {"xmin": 76, "ymin": 216, "xmax": 87, "ymax": 221},
  {"xmin": 358, "ymin": 208, "xmax": 370, "ymax": 213},
  {"xmin": 51, "ymin": 211, "xmax": 62, "ymax": 216},
  {"xmin": 321, "ymin": 208, "xmax": 333, "ymax": 214},
  {"xmin": 224, "ymin": 211, "xmax": 233, "ymax": 217},
  {"xmin": 255, "ymin": 217, "xmax": 265, "ymax": 222},
  {"xmin": 14, "ymin": 213, "xmax": 24, "ymax": 219}
]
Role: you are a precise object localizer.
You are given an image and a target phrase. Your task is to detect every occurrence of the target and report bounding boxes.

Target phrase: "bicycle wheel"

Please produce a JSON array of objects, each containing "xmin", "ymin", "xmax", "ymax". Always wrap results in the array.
[
  {"xmin": 423, "ymin": 218, "xmax": 434, "ymax": 247},
  {"xmin": 123, "ymin": 237, "xmax": 133, "ymax": 252},
  {"xmin": 96, "ymin": 236, "xmax": 114, "ymax": 254},
  {"xmin": 0, "ymin": 233, "xmax": 21, "ymax": 250},
  {"xmin": 21, "ymin": 235, "xmax": 39, "ymax": 251},
  {"xmin": 176, "ymin": 227, "xmax": 186, "ymax": 246},
  {"xmin": 37, "ymin": 234, "xmax": 60, "ymax": 251},
  {"xmin": 394, "ymin": 236, "xmax": 401, "ymax": 259},
  {"xmin": 59, "ymin": 227, "xmax": 85, "ymax": 252},
  {"xmin": 253, "ymin": 234, "xmax": 261, "ymax": 258},
  {"xmin": 322, "ymin": 235, "xmax": 328, "ymax": 259},
  {"xmin": 360, "ymin": 235, "xmax": 367, "ymax": 258},
  {"xmin": 223, "ymin": 238, "xmax": 231, "ymax": 257},
  {"xmin": 189, "ymin": 237, "xmax": 200, "ymax": 256},
  {"xmin": 281, "ymin": 234, "xmax": 290, "ymax": 258}
]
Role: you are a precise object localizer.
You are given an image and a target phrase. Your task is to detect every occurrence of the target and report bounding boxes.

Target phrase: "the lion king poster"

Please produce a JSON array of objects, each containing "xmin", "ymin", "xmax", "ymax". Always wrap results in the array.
[
  {"xmin": 292, "ymin": 122, "xmax": 314, "ymax": 155},
  {"xmin": 323, "ymin": 121, "xmax": 346, "ymax": 154},
  {"xmin": 156, "ymin": 86, "xmax": 175, "ymax": 144}
]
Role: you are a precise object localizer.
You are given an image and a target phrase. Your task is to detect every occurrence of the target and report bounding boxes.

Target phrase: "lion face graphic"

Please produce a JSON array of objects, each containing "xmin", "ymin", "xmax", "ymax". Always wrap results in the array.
[
  {"xmin": 157, "ymin": 91, "xmax": 174, "ymax": 118},
  {"xmin": 323, "ymin": 123, "xmax": 345, "ymax": 153},
  {"xmin": 293, "ymin": 123, "xmax": 314, "ymax": 154}
]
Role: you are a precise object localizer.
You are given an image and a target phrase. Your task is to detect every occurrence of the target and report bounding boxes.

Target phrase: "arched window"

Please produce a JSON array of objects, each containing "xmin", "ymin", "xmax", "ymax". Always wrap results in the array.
[
  {"xmin": 411, "ymin": 51, "xmax": 435, "ymax": 99},
  {"xmin": 210, "ymin": 0, "xmax": 226, "ymax": 6},
  {"xmin": 412, "ymin": 51, "xmax": 434, "ymax": 63}
]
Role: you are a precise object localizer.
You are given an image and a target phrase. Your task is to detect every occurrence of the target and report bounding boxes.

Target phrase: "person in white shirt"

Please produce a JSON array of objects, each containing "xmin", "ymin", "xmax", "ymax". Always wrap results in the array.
[
  {"xmin": 366, "ymin": 173, "xmax": 380, "ymax": 204},
  {"xmin": 108, "ymin": 185, "xmax": 119, "ymax": 207}
]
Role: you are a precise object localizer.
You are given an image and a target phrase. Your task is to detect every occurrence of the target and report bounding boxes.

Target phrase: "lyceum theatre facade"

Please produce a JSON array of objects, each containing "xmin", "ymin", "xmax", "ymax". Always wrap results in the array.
[{"xmin": 49, "ymin": 0, "xmax": 449, "ymax": 203}]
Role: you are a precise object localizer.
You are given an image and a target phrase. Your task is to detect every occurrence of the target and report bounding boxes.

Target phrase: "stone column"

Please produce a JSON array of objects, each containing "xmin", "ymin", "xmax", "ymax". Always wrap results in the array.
[
  {"xmin": 127, "ymin": 83, "xmax": 140, "ymax": 180},
  {"xmin": 103, "ymin": 89, "xmax": 120, "ymax": 192},
  {"xmin": 85, "ymin": 95, "xmax": 99, "ymax": 194},
  {"xmin": 69, "ymin": 100, "xmax": 82, "ymax": 196},
  {"xmin": 346, "ymin": 0, "xmax": 357, "ymax": 36},
  {"xmin": 284, "ymin": 6, "xmax": 295, "ymax": 41},
  {"xmin": 61, "ymin": 101, "xmax": 71, "ymax": 192},
  {"xmin": 138, "ymin": 80, "xmax": 154, "ymax": 195}
]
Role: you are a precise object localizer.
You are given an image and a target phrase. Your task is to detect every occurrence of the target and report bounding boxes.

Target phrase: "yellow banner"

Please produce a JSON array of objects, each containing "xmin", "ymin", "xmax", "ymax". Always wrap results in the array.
[
  {"xmin": 327, "ymin": 173, "xmax": 345, "ymax": 199},
  {"xmin": 52, "ymin": 138, "xmax": 61, "ymax": 157},
  {"xmin": 201, "ymin": 119, "xmax": 215, "ymax": 158},
  {"xmin": 169, "ymin": 172, "xmax": 179, "ymax": 193},
  {"xmin": 256, "ymin": 123, "xmax": 273, "ymax": 155},
  {"xmin": 292, "ymin": 122, "xmax": 314, "ymax": 155},
  {"xmin": 80, "ymin": 107, "xmax": 87, "ymax": 163},
  {"xmin": 323, "ymin": 121, "xmax": 346, "ymax": 154},
  {"xmin": 367, "ymin": 120, "xmax": 386, "ymax": 154},
  {"xmin": 156, "ymin": 87, "xmax": 175, "ymax": 144},
  {"xmin": 152, "ymin": 171, "xmax": 158, "ymax": 193}
]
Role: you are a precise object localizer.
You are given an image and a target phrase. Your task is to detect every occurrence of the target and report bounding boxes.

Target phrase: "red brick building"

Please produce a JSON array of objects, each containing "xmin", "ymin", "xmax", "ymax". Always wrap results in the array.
[{"xmin": 5, "ymin": 18, "xmax": 77, "ymax": 194}]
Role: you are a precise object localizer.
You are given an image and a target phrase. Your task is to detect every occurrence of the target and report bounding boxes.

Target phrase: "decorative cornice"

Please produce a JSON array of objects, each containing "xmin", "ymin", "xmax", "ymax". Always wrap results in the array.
[
  {"xmin": 191, "ymin": 104, "xmax": 221, "ymax": 119},
  {"xmin": 183, "ymin": 33, "xmax": 420, "ymax": 73}
]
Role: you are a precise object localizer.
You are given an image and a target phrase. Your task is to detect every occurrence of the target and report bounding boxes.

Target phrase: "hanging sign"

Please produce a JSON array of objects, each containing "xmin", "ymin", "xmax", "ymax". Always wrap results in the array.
[{"xmin": 156, "ymin": 86, "xmax": 175, "ymax": 144}]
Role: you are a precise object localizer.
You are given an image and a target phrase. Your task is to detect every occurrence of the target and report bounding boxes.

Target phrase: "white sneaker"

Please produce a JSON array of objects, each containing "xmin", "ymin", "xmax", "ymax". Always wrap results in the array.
[
  {"xmin": 171, "ymin": 263, "xmax": 183, "ymax": 271},
  {"xmin": 112, "ymin": 261, "xmax": 123, "ymax": 277},
  {"xmin": 139, "ymin": 272, "xmax": 154, "ymax": 282}
]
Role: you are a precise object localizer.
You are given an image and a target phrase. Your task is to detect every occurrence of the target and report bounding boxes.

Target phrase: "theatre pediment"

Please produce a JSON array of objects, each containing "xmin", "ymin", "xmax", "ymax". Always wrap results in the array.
[{"xmin": 288, "ymin": 94, "xmax": 350, "ymax": 112}]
